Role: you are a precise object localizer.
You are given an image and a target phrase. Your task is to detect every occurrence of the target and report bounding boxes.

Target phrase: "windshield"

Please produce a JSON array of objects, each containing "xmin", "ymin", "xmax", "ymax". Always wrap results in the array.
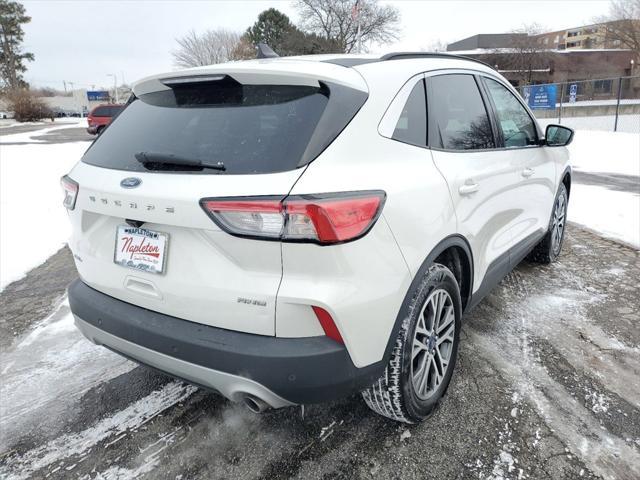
[{"xmin": 82, "ymin": 81, "xmax": 332, "ymax": 174}]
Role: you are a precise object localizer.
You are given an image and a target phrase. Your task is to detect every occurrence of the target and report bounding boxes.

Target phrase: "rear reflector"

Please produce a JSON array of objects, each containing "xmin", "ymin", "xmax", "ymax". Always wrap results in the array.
[
  {"xmin": 312, "ymin": 306, "xmax": 344, "ymax": 344},
  {"xmin": 60, "ymin": 175, "xmax": 79, "ymax": 210},
  {"xmin": 201, "ymin": 191, "xmax": 385, "ymax": 245}
]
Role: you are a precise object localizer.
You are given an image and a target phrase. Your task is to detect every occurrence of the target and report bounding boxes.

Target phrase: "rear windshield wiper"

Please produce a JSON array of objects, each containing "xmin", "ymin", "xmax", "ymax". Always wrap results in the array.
[{"xmin": 135, "ymin": 152, "xmax": 226, "ymax": 171}]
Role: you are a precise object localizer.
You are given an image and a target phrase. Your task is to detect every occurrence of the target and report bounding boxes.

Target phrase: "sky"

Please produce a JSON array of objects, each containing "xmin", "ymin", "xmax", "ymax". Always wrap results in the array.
[{"xmin": 20, "ymin": 0, "xmax": 612, "ymax": 90}]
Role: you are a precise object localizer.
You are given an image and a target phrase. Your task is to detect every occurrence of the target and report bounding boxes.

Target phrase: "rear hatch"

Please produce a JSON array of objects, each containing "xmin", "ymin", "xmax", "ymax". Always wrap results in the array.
[{"xmin": 67, "ymin": 61, "xmax": 367, "ymax": 336}]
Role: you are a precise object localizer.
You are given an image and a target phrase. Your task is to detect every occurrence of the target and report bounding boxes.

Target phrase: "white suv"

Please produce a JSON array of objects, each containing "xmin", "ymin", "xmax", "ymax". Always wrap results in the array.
[{"xmin": 63, "ymin": 52, "xmax": 573, "ymax": 423}]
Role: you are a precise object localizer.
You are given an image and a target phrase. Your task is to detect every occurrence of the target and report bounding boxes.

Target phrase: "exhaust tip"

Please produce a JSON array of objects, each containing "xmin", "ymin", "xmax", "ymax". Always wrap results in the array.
[{"xmin": 242, "ymin": 394, "xmax": 270, "ymax": 414}]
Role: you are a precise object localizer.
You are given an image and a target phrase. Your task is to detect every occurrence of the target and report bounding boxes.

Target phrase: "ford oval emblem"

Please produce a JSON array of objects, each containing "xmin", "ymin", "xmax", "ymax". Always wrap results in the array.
[{"xmin": 120, "ymin": 177, "xmax": 142, "ymax": 189}]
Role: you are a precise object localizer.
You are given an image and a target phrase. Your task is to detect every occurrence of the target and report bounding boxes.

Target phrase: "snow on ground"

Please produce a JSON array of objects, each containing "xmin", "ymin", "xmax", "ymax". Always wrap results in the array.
[
  {"xmin": 567, "ymin": 130, "xmax": 640, "ymax": 177},
  {"xmin": 565, "ymin": 130, "xmax": 640, "ymax": 248},
  {"xmin": 0, "ymin": 300, "xmax": 136, "ymax": 450},
  {"xmin": 0, "ymin": 123, "xmax": 88, "ymax": 289},
  {"xmin": 538, "ymin": 114, "xmax": 640, "ymax": 134},
  {"xmin": 568, "ymin": 184, "xmax": 639, "ymax": 248}
]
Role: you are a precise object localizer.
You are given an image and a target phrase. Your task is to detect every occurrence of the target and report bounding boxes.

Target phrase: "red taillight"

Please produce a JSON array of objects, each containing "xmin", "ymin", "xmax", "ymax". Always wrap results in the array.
[
  {"xmin": 60, "ymin": 175, "xmax": 79, "ymax": 210},
  {"xmin": 200, "ymin": 191, "xmax": 385, "ymax": 245},
  {"xmin": 201, "ymin": 198, "xmax": 284, "ymax": 239},
  {"xmin": 312, "ymin": 306, "xmax": 344, "ymax": 344}
]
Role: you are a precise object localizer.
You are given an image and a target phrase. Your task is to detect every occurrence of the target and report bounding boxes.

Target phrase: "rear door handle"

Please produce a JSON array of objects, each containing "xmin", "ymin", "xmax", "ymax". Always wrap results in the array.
[
  {"xmin": 521, "ymin": 167, "xmax": 535, "ymax": 178},
  {"xmin": 458, "ymin": 182, "xmax": 479, "ymax": 196}
]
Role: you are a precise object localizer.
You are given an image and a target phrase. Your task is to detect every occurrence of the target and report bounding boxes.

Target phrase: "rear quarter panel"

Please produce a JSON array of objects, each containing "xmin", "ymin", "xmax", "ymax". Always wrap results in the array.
[{"xmin": 284, "ymin": 67, "xmax": 457, "ymax": 367}]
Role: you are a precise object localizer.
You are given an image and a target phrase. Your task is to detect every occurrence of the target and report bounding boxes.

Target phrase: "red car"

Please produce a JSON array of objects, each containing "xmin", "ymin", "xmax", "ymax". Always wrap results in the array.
[{"xmin": 87, "ymin": 104, "xmax": 125, "ymax": 135}]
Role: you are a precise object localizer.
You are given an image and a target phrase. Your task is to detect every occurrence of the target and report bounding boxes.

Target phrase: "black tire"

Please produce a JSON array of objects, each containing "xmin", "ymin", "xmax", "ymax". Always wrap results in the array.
[
  {"xmin": 362, "ymin": 264, "xmax": 462, "ymax": 423},
  {"xmin": 96, "ymin": 125, "xmax": 105, "ymax": 135},
  {"xmin": 528, "ymin": 183, "xmax": 568, "ymax": 264}
]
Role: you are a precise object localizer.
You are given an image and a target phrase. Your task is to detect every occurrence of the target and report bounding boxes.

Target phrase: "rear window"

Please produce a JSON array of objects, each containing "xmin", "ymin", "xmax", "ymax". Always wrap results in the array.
[
  {"xmin": 91, "ymin": 106, "xmax": 122, "ymax": 117},
  {"xmin": 82, "ymin": 80, "xmax": 337, "ymax": 174}
]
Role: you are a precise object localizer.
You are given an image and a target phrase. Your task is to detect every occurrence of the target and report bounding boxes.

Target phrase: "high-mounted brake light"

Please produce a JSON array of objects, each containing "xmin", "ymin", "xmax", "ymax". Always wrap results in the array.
[
  {"xmin": 60, "ymin": 175, "xmax": 79, "ymax": 210},
  {"xmin": 200, "ymin": 191, "xmax": 385, "ymax": 245}
]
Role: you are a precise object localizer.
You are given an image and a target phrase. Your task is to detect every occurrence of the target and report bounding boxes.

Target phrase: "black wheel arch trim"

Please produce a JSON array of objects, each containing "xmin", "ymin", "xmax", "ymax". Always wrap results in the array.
[
  {"xmin": 381, "ymin": 234, "xmax": 474, "ymax": 365},
  {"xmin": 560, "ymin": 165, "xmax": 572, "ymax": 196}
]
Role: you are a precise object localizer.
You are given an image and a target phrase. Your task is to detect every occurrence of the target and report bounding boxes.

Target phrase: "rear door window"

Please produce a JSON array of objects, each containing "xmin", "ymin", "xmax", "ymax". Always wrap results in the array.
[
  {"xmin": 82, "ymin": 81, "xmax": 335, "ymax": 174},
  {"xmin": 427, "ymin": 74, "xmax": 495, "ymax": 150},
  {"xmin": 392, "ymin": 79, "xmax": 427, "ymax": 147}
]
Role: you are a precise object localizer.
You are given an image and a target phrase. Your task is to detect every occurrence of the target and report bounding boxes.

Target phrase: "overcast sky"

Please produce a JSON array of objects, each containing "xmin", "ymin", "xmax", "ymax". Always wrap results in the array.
[{"xmin": 21, "ymin": 0, "xmax": 611, "ymax": 90}]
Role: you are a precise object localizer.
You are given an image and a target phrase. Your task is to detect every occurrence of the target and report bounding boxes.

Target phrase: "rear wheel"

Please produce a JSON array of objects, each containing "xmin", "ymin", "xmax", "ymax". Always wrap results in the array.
[
  {"xmin": 528, "ymin": 183, "xmax": 568, "ymax": 264},
  {"xmin": 362, "ymin": 264, "xmax": 462, "ymax": 423}
]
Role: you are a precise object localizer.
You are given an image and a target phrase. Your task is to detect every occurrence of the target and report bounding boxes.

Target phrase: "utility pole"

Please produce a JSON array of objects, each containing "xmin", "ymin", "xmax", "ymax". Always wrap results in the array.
[{"xmin": 107, "ymin": 73, "xmax": 119, "ymax": 103}]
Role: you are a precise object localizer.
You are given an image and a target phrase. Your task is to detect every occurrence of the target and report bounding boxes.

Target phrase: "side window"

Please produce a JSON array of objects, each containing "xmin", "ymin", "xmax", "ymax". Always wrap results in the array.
[
  {"xmin": 427, "ymin": 74, "xmax": 495, "ymax": 150},
  {"xmin": 484, "ymin": 78, "xmax": 538, "ymax": 147},
  {"xmin": 392, "ymin": 79, "xmax": 427, "ymax": 147}
]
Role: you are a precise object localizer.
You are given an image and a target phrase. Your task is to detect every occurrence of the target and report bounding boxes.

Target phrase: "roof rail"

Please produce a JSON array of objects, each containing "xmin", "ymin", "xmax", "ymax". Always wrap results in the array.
[{"xmin": 380, "ymin": 52, "xmax": 496, "ymax": 70}]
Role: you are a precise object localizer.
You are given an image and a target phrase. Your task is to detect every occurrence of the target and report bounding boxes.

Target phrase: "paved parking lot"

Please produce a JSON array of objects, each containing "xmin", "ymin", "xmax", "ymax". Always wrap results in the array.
[
  {"xmin": 1, "ymin": 225, "xmax": 638, "ymax": 480},
  {"xmin": 0, "ymin": 123, "xmax": 93, "ymax": 145}
]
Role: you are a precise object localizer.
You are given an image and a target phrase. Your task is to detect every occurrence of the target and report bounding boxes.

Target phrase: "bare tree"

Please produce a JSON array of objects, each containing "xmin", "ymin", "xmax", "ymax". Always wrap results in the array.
[
  {"xmin": 421, "ymin": 40, "xmax": 448, "ymax": 53},
  {"xmin": 597, "ymin": 0, "xmax": 640, "ymax": 55},
  {"xmin": 172, "ymin": 29, "xmax": 244, "ymax": 68},
  {"xmin": 482, "ymin": 24, "xmax": 552, "ymax": 86},
  {"xmin": 295, "ymin": 0, "xmax": 400, "ymax": 53}
]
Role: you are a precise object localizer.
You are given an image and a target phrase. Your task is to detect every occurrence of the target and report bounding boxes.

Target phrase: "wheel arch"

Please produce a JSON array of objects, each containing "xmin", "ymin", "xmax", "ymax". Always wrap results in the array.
[
  {"xmin": 381, "ymin": 234, "xmax": 474, "ymax": 364},
  {"xmin": 561, "ymin": 166, "xmax": 572, "ymax": 198}
]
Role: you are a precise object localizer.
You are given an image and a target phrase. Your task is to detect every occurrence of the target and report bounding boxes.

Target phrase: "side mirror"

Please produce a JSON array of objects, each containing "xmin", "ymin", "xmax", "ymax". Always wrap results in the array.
[{"xmin": 544, "ymin": 124, "xmax": 574, "ymax": 147}]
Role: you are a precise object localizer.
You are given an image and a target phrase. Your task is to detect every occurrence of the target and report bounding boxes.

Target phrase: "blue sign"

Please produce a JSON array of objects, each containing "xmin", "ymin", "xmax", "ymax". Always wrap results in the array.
[
  {"xmin": 523, "ymin": 84, "xmax": 557, "ymax": 110},
  {"xmin": 87, "ymin": 90, "xmax": 110, "ymax": 101}
]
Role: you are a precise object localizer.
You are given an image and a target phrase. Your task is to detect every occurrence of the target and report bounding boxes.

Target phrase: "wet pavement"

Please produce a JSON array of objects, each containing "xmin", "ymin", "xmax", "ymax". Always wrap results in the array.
[
  {"xmin": 0, "ymin": 122, "xmax": 93, "ymax": 145},
  {"xmin": 0, "ymin": 225, "xmax": 638, "ymax": 480}
]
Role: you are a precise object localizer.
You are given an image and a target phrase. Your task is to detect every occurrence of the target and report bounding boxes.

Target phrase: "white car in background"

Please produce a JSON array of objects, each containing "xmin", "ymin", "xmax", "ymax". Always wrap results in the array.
[{"xmin": 63, "ymin": 51, "xmax": 573, "ymax": 423}]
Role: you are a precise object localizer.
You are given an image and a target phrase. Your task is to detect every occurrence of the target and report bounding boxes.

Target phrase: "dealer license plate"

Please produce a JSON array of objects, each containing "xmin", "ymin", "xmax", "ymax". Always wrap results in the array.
[{"xmin": 114, "ymin": 225, "xmax": 168, "ymax": 274}]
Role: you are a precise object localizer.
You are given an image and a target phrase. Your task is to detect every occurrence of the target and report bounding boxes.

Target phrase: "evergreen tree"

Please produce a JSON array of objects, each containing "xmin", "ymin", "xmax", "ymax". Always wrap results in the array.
[{"xmin": 0, "ymin": 0, "xmax": 34, "ymax": 90}]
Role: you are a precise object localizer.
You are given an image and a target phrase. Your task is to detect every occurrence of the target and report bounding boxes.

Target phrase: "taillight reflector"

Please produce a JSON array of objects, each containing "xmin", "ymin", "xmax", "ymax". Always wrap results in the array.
[{"xmin": 312, "ymin": 306, "xmax": 344, "ymax": 344}]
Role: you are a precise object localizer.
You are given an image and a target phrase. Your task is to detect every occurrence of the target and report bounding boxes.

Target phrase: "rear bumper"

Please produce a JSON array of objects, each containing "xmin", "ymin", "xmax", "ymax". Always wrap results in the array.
[{"xmin": 68, "ymin": 279, "xmax": 383, "ymax": 406}]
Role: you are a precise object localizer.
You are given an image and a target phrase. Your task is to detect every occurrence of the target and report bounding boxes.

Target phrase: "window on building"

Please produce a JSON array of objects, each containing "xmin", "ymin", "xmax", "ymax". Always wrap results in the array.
[
  {"xmin": 427, "ymin": 74, "xmax": 495, "ymax": 150},
  {"xmin": 392, "ymin": 80, "xmax": 427, "ymax": 147},
  {"xmin": 593, "ymin": 79, "xmax": 613, "ymax": 94}
]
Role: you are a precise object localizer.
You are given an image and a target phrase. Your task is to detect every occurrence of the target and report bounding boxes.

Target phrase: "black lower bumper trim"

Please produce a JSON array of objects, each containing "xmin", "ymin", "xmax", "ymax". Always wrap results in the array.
[{"xmin": 68, "ymin": 279, "xmax": 383, "ymax": 404}]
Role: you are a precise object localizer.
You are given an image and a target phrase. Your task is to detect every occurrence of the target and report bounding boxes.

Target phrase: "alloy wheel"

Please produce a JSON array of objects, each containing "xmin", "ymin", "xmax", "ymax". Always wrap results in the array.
[
  {"xmin": 411, "ymin": 289, "xmax": 455, "ymax": 400},
  {"xmin": 551, "ymin": 191, "xmax": 567, "ymax": 255}
]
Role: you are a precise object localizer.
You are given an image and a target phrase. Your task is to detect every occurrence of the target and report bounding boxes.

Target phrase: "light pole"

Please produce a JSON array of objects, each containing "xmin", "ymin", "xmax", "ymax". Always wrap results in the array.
[{"xmin": 107, "ymin": 73, "xmax": 118, "ymax": 103}]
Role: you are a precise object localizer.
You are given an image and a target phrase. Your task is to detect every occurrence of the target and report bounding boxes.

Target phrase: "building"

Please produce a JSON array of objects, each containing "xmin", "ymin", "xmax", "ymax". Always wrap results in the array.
[
  {"xmin": 458, "ymin": 49, "xmax": 637, "ymax": 98},
  {"xmin": 446, "ymin": 21, "xmax": 639, "ymax": 95},
  {"xmin": 446, "ymin": 33, "xmax": 528, "ymax": 52},
  {"xmin": 448, "ymin": 21, "xmax": 638, "ymax": 53}
]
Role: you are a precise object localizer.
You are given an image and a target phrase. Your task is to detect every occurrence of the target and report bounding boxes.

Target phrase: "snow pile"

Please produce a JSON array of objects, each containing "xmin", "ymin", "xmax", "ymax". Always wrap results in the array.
[
  {"xmin": 0, "ymin": 125, "xmax": 88, "ymax": 289},
  {"xmin": 567, "ymin": 130, "xmax": 640, "ymax": 248},
  {"xmin": 568, "ymin": 130, "xmax": 640, "ymax": 177},
  {"xmin": 0, "ymin": 300, "xmax": 134, "ymax": 446}
]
